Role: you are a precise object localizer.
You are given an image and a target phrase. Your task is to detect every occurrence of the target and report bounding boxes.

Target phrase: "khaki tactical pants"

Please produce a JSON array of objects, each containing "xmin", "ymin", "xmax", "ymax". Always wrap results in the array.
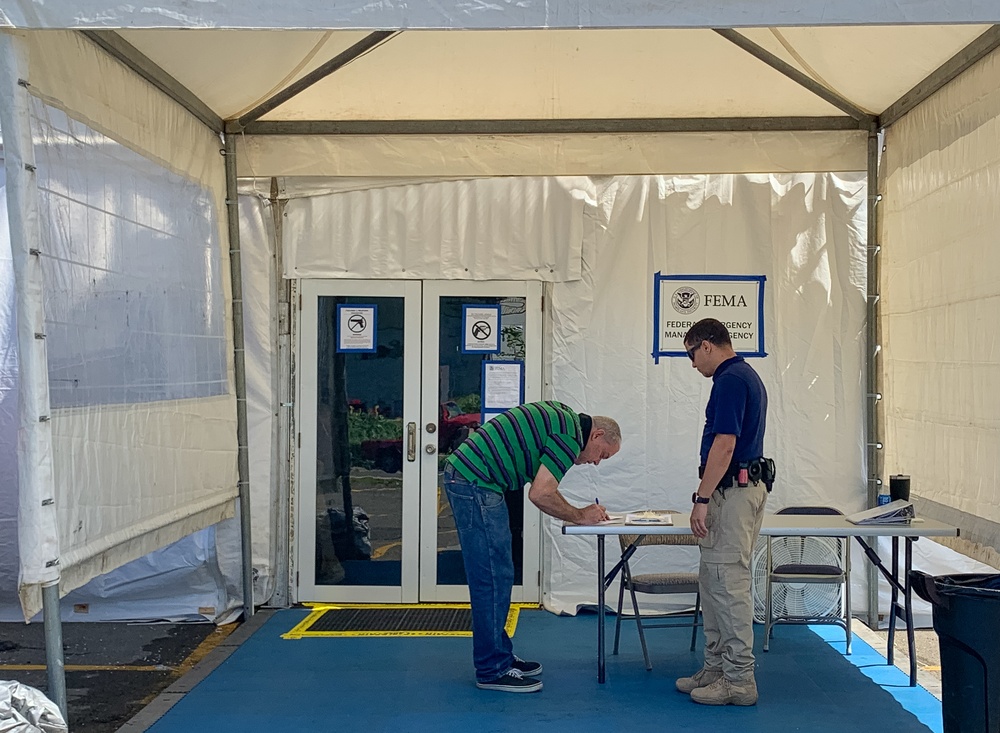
[{"xmin": 699, "ymin": 480, "xmax": 769, "ymax": 682}]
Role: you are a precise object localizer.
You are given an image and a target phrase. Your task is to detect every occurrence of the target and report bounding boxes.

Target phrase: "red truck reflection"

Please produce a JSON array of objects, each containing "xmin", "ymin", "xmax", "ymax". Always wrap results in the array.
[{"xmin": 360, "ymin": 401, "xmax": 480, "ymax": 473}]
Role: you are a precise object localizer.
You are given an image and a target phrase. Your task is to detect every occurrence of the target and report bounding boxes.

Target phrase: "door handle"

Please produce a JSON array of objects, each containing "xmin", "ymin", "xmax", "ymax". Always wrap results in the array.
[{"xmin": 407, "ymin": 422, "xmax": 417, "ymax": 461}]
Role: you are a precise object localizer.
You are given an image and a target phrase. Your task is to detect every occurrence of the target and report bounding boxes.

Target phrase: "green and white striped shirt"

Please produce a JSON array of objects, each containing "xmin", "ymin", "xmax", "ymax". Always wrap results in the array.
[{"xmin": 446, "ymin": 401, "xmax": 584, "ymax": 493}]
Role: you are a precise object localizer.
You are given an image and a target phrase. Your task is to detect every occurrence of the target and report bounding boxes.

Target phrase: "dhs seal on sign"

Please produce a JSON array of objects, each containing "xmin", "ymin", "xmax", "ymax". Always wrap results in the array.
[{"xmin": 671, "ymin": 286, "xmax": 700, "ymax": 315}]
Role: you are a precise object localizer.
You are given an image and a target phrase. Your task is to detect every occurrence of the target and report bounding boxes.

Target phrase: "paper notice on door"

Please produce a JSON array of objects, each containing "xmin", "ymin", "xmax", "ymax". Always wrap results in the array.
[
  {"xmin": 463, "ymin": 305, "xmax": 501, "ymax": 353},
  {"xmin": 483, "ymin": 361, "xmax": 523, "ymax": 410},
  {"xmin": 337, "ymin": 305, "xmax": 376, "ymax": 352}
]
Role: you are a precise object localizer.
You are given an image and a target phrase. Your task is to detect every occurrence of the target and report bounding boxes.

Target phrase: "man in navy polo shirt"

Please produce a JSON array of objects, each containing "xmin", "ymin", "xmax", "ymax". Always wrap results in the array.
[{"xmin": 676, "ymin": 318, "xmax": 768, "ymax": 706}]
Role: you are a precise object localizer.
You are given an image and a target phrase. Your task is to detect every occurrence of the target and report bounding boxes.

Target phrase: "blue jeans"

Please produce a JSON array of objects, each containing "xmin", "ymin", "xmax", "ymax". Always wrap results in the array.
[{"xmin": 442, "ymin": 465, "xmax": 515, "ymax": 682}]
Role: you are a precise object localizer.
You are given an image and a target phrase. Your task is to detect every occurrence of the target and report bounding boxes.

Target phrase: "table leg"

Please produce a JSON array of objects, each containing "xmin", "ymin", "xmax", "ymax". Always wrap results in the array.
[
  {"xmin": 598, "ymin": 534, "xmax": 606, "ymax": 684},
  {"xmin": 904, "ymin": 538, "xmax": 917, "ymax": 686},
  {"xmin": 853, "ymin": 536, "xmax": 916, "ymax": 684},
  {"xmin": 887, "ymin": 536, "xmax": 899, "ymax": 665}
]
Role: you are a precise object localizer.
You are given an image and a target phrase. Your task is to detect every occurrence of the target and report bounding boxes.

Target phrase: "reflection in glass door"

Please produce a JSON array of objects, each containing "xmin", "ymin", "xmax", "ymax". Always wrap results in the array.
[
  {"xmin": 420, "ymin": 282, "xmax": 542, "ymax": 602},
  {"xmin": 297, "ymin": 281, "xmax": 421, "ymax": 603}
]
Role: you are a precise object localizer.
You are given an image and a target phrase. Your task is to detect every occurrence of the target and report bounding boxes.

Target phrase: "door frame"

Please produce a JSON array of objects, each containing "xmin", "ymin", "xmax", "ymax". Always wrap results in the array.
[
  {"xmin": 295, "ymin": 279, "xmax": 422, "ymax": 603},
  {"xmin": 294, "ymin": 279, "xmax": 543, "ymax": 604}
]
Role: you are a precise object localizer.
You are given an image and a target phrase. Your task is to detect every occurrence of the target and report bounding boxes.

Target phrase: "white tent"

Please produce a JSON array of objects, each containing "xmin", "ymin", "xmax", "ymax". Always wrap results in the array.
[{"xmin": 3, "ymin": 0, "xmax": 1000, "ymax": 713}]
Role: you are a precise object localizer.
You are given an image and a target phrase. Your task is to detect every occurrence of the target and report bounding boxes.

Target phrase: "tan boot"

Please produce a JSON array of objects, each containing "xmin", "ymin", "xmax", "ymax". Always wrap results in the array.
[
  {"xmin": 690, "ymin": 676, "xmax": 758, "ymax": 706},
  {"xmin": 675, "ymin": 667, "xmax": 724, "ymax": 694}
]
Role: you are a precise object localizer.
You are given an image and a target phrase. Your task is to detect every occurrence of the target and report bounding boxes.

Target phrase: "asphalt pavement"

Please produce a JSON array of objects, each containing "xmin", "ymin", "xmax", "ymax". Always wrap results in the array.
[{"xmin": 0, "ymin": 619, "xmax": 231, "ymax": 732}]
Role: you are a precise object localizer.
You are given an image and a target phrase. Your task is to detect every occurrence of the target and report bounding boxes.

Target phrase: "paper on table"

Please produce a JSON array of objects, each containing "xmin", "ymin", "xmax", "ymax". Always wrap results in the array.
[
  {"xmin": 593, "ymin": 511, "xmax": 675, "ymax": 526},
  {"xmin": 596, "ymin": 513, "xmax": 625, "ymax": 526},
  {"xmin": 625, "ymin": 511, "xmax": 674, "ymax": 525}
]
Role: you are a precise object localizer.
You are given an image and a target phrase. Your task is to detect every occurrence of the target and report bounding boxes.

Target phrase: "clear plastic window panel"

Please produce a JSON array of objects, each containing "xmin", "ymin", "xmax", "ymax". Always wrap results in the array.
[{"xmin": 30, "ymin": 101, "xmax": 227, "ymax": 407}]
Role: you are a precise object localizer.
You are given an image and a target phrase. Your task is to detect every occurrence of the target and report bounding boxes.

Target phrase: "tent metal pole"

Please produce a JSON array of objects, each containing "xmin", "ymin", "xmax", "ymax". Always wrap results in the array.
[
  {"xmin": 865, "ymin": 122, "xmax": 883, "ymax": 629},
  {"xmin": 713, "ymin": 29, "xmax": 873, "ymax": 124},
  {"xmin": 881, "ymin": 25, "xmax": 1000, "ymax": 128},
  {"xmin": 224, "ymin": 133, "xmax": 255, "ymax": 620},
  {"xmin": 0, "ymin": 31, "xmax": 66, "ymax": 721},
  {"xmin": 41, "ymin": 583, "xmax": 67, "ymax": 716},
  {"xmin": 270, "ymin": 177, "xmax": 292, "ymax": 608},
  {"xmin": 240, "ymin": 116, "xmax": 863, "ymax": 136},
  {"xmin": 79, "ymin": 30, "xmax": 223, "ymax": 133},
  {"xmin": 234, "ymin": 30, "xmax": 398, "ymax": 129}
]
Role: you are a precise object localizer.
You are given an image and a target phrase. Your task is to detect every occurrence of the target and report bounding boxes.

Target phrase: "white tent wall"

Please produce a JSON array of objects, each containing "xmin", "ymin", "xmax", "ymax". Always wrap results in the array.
[
  {"xmin": 282, "ymin": 177, "xmax": 588, "ymax": 281},
  {"xmin": 2, "ymin": 170, "xmax": 243, "ymax": 621},
  {"xmin": 0, "ymin": 173, "xmax": 19, "ymax": 608},
  {"xmin": 881, "ymin": 43, "xmax": 1000, "ymax": 570},
  {"xmin": 237, "ymin": 132, "xmax": 866, "ymax": 179},
  {"xmin": 237, "ymin": 191, "xmax": 280, "ymax": 604},
  {"xmin": 0, "ymin": 30, "xmax": 241, "ymax": 621},
  {"xmin": 541, "ymin": 173, "xmax": 873, "ymax": 613},
  {"xmin": 270, "ymin": 172, "xmax": 876, "ymax": 613}
]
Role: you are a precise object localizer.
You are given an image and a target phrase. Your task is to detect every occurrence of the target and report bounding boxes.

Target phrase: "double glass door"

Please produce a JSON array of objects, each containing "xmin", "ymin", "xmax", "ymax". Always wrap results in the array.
[{"xmin": 297, "ymin": 280, "xmax": 542, "ymax": 603}]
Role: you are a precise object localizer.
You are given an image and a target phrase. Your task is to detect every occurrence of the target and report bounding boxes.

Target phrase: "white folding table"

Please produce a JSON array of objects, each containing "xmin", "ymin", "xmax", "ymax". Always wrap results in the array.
[{"xmin": 563, "ymin": 514, "xmax": 959, "ymax": 685}]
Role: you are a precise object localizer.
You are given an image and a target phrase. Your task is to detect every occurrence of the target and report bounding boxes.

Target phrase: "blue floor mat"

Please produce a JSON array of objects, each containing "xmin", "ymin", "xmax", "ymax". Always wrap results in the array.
[{"xmin": 146, "ymin": 609, "xmax": 940, "ymax": 733}]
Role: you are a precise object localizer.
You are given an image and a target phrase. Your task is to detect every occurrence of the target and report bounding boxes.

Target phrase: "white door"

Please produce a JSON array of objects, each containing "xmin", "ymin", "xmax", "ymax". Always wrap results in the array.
[
  {"xmin": 297, "ymin": 279, "xmax": 542, "ymax": 603},
  {"xmin": 419, "ymin": 281, "xmax": 543, "ymax": 602}
]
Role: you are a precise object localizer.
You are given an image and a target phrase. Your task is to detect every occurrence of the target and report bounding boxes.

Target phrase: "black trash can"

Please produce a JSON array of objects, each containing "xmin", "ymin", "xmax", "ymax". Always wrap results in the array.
[{"xmin": 911, "ymin": 571, "xmax": 1000, "ymax": 733}]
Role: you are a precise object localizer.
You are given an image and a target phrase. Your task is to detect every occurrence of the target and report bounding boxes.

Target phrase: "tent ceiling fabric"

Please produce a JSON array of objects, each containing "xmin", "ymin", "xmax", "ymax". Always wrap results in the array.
[
  {"xmin": 100, "ymin": 26, "xmax": 989, "ymax": 123},
  {"xmin": 737, "ymin": 25, "xmax": 990, "ymax": 115},
  {"xmin": 2, "ymin": 0, "xmax": 1000, "ymax": 29}
]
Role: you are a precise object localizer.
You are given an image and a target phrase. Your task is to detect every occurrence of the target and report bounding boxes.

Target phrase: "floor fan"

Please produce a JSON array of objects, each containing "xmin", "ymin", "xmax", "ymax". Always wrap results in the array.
[{"xmin": 750, "ymin": 535, "xmax": 843, "ymax": 623}]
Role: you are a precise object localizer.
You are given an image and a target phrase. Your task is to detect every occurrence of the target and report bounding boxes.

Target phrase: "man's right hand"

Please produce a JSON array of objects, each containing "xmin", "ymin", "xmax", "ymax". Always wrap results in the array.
[
  {"xmin": 690, "ymin": 502, "xmax": 709, "ymax": 538},
  {"xmin": 577, "ymin": 503, "xmax": 610, "ymax": 525}
]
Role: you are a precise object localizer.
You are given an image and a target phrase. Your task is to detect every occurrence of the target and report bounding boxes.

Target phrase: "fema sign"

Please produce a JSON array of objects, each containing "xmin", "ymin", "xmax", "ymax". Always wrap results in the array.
[{"xmin": 652, "ymin": 273, "xmax": 766, "ymax": 363}]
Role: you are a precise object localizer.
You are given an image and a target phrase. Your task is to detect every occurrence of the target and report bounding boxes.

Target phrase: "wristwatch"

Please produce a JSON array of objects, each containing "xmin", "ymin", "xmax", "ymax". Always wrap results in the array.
[{"xmin": 692, "ymin": 493, "xmax": 711, "ymax": 505}]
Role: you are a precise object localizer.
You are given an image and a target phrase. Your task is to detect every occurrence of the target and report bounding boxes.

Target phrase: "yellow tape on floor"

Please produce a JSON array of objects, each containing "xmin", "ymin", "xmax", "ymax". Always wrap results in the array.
[{"xmin": 283, "ymin": 603, "xmax": 539, "ymax": 639}]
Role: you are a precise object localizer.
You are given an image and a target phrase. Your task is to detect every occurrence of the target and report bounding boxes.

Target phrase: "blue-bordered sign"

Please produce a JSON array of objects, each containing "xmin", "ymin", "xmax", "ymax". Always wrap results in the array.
[
  {"xmin": 337, "ymin": 304, "xmax": 377, "ymax": 353},
  {"xmin": 652, "ymin": 274, "xmax": 766, "ymax": 363},
  {"xmin": 462, "ymin": 304, "xmax": 501, "ymax": 354},
  {"xmin": 480, "ymin": 360, "xmax": 524, "ymax": 424}
]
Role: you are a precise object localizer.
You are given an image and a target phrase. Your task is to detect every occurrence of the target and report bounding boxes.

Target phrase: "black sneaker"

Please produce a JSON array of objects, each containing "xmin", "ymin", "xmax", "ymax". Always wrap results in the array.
[
  {"xmin": 476, "ymin": 669, "xmax": 543, "ymax": 693},
  {"xmin": 511, "ymin": 655, "xmax": 542, "ymax": 677}
]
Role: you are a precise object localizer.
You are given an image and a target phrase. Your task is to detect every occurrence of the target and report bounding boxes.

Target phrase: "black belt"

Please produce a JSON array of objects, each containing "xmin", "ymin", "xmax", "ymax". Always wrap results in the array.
[{"xmin": 699, "ymin": 457, "xmax": 775, "ymax": 492}]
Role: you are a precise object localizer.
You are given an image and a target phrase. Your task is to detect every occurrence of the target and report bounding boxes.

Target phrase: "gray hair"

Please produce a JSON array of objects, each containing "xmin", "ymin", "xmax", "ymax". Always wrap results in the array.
[{"xmin": 592, "ymin": 416, "xmax": 622, "ymax": 445}]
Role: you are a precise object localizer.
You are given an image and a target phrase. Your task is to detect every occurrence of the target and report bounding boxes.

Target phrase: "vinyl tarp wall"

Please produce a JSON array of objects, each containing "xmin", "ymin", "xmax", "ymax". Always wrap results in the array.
[
  {"xmin": 267, "ymin": 171, "xmax": 872, "ymax": 613},
  {"xmin": 881, "ymin": 44, "xmax": 1000, "ymax": 567},
  {"xmin": 0, "ymin": 30, "xmax": 239, "ymax": 620}
]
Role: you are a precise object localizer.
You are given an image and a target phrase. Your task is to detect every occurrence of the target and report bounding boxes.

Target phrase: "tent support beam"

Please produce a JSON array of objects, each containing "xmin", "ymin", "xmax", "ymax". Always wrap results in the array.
[
  {"xmin": 0, "ymin": 32, "xmax": 66, "ymax": 722},
  {"xmin": 881, "ymin": 24, "xmax": 1000, "ymax": 128},
  {"xmin": 238, "ymin": 116, "xmax": 863, "ymax": 135},
  {"xmin": 79, "ymin": 31, "xmax": 223, "ymax": 133},
  {"xmin": 233, "ymin": 30, "xmax": 398, "ymax": 130},
  {"xmin": 713, "ymin": 29, "xmax": 873, "ymax": 124},
  {"xmin": 865, "ymin": 122, "xmax": 882, "ymax": 629},
  {"xmin": 224, "ymin": 133, "xmax": 255, "ymax": 621}
]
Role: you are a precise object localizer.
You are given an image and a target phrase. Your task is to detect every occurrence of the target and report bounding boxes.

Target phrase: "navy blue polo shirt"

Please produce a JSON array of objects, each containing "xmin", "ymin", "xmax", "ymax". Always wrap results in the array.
[{"xmin": 699, "ymin": 355, "xmax": 767, "ymax": 465}]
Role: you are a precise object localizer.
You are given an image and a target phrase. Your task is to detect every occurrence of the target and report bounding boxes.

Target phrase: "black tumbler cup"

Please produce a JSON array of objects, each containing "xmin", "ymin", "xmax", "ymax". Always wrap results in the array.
[{"xmin": 890, "ymin": 474, "xmax": 911, "ymax": 502}]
